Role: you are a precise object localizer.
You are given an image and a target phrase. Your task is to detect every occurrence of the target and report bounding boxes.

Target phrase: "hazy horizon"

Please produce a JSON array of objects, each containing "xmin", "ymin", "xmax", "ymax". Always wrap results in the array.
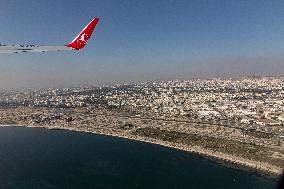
[{"xmin": 1, "ymin": 0, "xmax": 284, "ymax": 89}]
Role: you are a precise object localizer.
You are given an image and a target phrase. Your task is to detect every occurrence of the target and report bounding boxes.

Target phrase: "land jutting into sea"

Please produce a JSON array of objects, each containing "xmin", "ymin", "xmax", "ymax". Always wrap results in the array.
[{"xmin": 0, "ymin": 77, "xmax": 283, "ymax": 175}]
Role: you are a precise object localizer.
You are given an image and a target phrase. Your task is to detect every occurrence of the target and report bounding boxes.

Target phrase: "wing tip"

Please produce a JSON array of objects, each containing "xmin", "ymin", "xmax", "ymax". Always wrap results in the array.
[{"xmin": 65, "ymin": 17, "xmax": 100, "ymax": 50}]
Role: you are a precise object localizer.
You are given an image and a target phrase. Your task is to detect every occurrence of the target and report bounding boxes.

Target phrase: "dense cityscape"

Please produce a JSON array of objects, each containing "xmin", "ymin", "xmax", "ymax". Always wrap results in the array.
[{"xmin": 0, "ymin": 76, "xmax": 283, "ymax": 175}]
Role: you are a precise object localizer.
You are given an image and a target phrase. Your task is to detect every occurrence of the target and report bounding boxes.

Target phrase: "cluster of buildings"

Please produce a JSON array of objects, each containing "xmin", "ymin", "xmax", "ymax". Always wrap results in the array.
[{"xmin": 0, "ymin": 77, "xmax": 283, "ymax": 135}]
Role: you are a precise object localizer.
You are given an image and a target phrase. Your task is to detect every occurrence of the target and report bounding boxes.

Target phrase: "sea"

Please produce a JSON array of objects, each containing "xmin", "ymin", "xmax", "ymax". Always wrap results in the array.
[{"xmin": 0, "ymin": 126, "xmax": 280, "ymax": 189}]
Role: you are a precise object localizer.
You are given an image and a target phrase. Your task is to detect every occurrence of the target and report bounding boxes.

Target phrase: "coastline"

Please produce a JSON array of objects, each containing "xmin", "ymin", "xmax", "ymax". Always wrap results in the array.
[{"xmin": 1, "ymin": 124, "xmax": 283, "ymax": 176}]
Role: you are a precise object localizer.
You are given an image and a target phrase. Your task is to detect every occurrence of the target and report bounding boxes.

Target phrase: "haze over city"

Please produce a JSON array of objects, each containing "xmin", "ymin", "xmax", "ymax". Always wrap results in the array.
[
  {"xmin": 1, "ymin": 0, "xmax": 284, "ymax": 89},
  {"xmin": 0, "ymin": 1, "xmax": 283, "ymax": 188}
]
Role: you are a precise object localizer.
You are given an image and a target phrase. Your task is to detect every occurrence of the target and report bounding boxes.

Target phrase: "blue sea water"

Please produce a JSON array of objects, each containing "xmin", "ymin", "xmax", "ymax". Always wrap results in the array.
[{"xmin": 0, "ymin": 127, "xmax": 280, "ymax": 189}]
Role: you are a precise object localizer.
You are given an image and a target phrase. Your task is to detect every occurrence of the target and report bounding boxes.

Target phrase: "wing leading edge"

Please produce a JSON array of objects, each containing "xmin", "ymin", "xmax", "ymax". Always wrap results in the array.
[{"xmin": 0, "ymin": 18, "xmax": 99, "ymax": 53}]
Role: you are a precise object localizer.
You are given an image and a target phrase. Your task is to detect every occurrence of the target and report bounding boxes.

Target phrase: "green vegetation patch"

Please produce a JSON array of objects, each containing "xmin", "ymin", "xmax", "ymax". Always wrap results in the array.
[
  {"xmin": 119, "ymin": 122, "xmax": 136, "ymax": 130},
  {"xmin": 132, "ymin": 127, "xmax": 283, "ymax": 167},
  {"xmin": 245, "ymin": 130, "xmax": 274, "ymax": 139}
]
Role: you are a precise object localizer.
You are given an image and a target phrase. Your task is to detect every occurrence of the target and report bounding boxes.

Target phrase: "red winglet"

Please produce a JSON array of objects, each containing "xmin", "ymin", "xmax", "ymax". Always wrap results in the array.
[{"xmin": 66, "ymin": 18, "xmax": 99, "ymax": 50}]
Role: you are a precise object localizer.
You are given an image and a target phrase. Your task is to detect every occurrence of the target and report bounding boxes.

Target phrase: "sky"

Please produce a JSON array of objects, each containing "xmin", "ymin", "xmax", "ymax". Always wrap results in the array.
[{"xmin": 0, "ymin": 0, "xmax": 284, "ymax": 89}]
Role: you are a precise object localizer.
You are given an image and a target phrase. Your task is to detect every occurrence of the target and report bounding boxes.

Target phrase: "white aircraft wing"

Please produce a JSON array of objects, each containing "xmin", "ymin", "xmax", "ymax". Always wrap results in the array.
[{"xmin": 0, "ymin": 18, "xmax": 99, "ymax": 53}]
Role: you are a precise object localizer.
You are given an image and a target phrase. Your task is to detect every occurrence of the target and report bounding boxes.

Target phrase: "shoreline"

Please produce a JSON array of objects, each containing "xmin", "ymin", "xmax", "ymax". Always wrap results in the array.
[{"xmin": 1, "ymin": 124, "xmax": 283, "ymax": 176}]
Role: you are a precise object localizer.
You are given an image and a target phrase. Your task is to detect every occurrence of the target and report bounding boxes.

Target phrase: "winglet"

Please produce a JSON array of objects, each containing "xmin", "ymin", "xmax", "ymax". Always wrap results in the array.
[{"xmin": 65, "ymin": 18, "xmax": 99, "ymax": 50}]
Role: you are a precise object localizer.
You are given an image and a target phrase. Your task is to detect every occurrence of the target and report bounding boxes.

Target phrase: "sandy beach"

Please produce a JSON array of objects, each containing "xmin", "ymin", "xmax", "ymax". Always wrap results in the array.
[{"xmin": 3, "ymin": 124, "xmax": 282, "ymax": 176}]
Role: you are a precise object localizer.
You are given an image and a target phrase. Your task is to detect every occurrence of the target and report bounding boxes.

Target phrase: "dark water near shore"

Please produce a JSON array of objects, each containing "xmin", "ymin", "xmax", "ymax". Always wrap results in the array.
[{"xmin": 0, "ymin": 127, "xmax": 280, "ymax": 189}]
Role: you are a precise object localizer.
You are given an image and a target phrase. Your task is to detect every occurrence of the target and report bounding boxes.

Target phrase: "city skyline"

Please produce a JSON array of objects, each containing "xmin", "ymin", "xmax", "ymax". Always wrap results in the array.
[{"xmin": 1, "ymin": 0, "xmax": 284, "ymax": 89}]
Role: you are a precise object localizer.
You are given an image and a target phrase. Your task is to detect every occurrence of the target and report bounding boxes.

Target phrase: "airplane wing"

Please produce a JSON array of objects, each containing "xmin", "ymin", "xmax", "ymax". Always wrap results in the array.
[{"xmin": 0, "ymin": 18, "xmax": 99, "ymax": 53}]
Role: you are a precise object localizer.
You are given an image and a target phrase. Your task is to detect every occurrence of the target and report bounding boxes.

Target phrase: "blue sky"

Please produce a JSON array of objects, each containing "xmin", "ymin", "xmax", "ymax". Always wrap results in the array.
[{"xmin": 0, "ymin": 0, "xmax": 284, "ymax": 88}]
